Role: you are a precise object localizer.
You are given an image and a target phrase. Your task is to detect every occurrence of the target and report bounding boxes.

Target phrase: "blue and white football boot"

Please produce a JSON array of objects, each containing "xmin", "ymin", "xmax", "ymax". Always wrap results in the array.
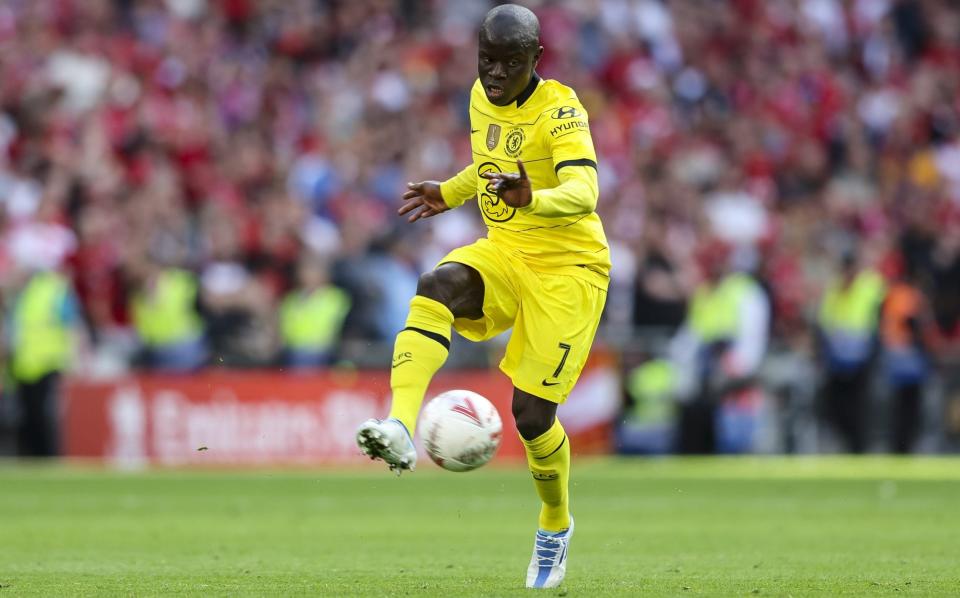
[
  {"xmin": 356, "ymin": 418, "xmax": 417, "ymax": 475},
  {"xmin": 525, "ymin": 517, "xmax": 574, "ymax": 589}
]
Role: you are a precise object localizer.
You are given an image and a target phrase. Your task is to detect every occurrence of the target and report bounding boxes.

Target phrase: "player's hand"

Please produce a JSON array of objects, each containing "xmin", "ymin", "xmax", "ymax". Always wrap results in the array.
[
  {"xmin": 400, "ymin": 181, "xmax": 449, "ymax": 222},
  {"xmin": 480, "ymin": 159, "xmax": 531, "ymax": 208}
]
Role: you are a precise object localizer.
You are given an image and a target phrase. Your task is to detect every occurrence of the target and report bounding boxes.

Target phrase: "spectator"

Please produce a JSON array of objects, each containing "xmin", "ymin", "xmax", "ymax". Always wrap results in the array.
[
  {"xmin": 631, "ymin": 212, "xmax": 690, "ymax": 331},
  {"xmin": 128, "ymin": 255, "xmax": 206, "ymax": 371},
  {"xmin": 197, "ymin": 206, "xmax": 274, "ymax": 365},
  {"xmin": 362, "ymin": 232, "xmax": 420, "ymax": 341},
  {"xmin": 5, "ymin": 265, "xmax": 81, "ymax": 456},
  {"xmin": 278, "ymin": 253, "xmax": 350, "ymax": 368},
  {"xmin": 816, "ymin": 251, "xmax": 887, "ymax": 453},
  {"xmin": 669, "ymin": 240, "xmax": 770, "ymax": 454},
  {"xmin": 880, "ymin": 261, "xmax": 938, "ymax": 453}
]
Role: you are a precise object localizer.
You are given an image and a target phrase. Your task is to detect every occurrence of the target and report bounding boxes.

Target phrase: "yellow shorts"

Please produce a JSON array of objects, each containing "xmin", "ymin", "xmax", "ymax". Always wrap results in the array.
[{"xmin": 439, "ymin": 238, "xmax": 607, "ymax": 403}]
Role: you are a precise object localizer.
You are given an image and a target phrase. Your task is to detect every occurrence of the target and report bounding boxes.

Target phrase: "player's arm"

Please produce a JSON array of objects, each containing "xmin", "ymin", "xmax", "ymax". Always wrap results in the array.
[
  {"xmin": 525, "ymin": 161, "xmax": 597, "ymax": 217},
  {"xmin": 481, "ymin": 159, "xmax": 597, "ymax": 216},
  {"xmin": 439, "ymin": 163, "xmax": 478, "ymax": 209},
  {"xmin": 399, "ymin": 164, "xmax": 477, "ymax": 223}
]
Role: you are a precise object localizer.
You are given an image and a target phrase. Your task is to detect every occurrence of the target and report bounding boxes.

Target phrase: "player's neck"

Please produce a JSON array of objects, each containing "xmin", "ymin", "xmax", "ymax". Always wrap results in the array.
[
  {"xmin": 511, "ymin": 72, "xmax": 541, "ymax": 107},
  {"xmin": 504, "ymin": 71, "xmax": 541, "ymax": 108}
]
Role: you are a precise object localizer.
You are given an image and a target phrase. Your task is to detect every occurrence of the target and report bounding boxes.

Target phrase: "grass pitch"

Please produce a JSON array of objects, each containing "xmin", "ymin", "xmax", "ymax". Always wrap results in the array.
[{"xmin": 1, "ymin": 457, "xmax": 958, "ymax": 596}]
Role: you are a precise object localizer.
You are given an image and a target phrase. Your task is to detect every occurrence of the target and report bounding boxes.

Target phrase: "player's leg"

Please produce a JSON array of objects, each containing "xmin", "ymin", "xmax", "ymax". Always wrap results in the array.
[
  {"xmin": 502, "ymin": 271, "xmax": 606, "ymax": 589},
  {"xmin": 512, "ymin": 389, "xmax": 568, "ymax": 531},
  {"xmin": 357, "ymin": 262, "xmax": 484, "ymax": 472},
  {"xmin": 507, "ymin": 274, "xmax": 604, "ymax": 533},
  {"xmin": 388, "ymin": 262, "xmax": 484, "ymax": 433},
  {"xmin": 358, "ymin": 239, "xmax": 521, "ymax": 473},
  {"xmin": 514, "ymin": 388, "xmax": 575, "ymax": 590}
]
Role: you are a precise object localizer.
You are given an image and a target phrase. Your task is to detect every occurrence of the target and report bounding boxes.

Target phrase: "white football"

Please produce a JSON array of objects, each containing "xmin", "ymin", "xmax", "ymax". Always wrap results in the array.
[{"xmin": 420, "ymin": 390, "xmax": 503, "ymax": 472}]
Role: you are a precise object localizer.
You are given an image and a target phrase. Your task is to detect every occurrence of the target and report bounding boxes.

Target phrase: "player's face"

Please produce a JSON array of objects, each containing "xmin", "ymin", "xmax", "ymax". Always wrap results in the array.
[{"xmin": 478, "ymin": 36, "xmax": 540, "ymax": 106}]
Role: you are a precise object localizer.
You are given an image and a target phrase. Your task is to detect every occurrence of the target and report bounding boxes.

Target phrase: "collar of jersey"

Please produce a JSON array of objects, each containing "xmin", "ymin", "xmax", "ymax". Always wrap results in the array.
[{"xmin": 481, "ymin": 72, "xmax": 542, "ymax": 114}]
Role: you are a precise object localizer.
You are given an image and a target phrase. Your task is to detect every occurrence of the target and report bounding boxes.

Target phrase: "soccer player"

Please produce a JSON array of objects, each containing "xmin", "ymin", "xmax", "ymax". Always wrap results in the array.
[{"xmin": 356, "ymin": 4, "xmax": 608, "ymax": 589}]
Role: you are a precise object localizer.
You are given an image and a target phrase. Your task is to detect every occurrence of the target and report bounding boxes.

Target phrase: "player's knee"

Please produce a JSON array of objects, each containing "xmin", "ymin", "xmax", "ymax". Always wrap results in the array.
[
  {"xmin": 417, "ymin": 270, "xmax": 454, "ymax": 307},
  {"xmin": 512, "ymin": 400, "xmax": 554, "ymax": 441},
  {"xmin": 416, "ymin": 264, "xmax": 483, "ymax": 318}
]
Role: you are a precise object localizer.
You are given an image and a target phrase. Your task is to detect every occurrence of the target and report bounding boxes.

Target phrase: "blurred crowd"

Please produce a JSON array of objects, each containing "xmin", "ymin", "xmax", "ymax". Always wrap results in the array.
[{"xmin": 2, "ymin": 0, "xmax": 960, "ymax": 453}]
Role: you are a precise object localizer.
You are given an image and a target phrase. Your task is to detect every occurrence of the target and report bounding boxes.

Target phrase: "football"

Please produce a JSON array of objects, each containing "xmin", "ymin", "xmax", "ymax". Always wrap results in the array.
[{"xmin": 420, "ymin": 390, "xmax": 503, "ymax": 472}]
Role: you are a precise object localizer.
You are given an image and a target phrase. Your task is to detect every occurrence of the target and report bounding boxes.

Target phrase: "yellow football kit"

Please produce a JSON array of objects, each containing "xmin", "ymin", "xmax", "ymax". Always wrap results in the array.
[{"xmin": 438, "ymin": 75, "xmax": 609, "ymax": 402}]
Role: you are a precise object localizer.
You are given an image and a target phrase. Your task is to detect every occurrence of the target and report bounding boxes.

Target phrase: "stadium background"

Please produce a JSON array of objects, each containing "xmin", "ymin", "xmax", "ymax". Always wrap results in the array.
[{"xmin": 1, "ymin": 0, "xmax": 960, "ymax": 462}]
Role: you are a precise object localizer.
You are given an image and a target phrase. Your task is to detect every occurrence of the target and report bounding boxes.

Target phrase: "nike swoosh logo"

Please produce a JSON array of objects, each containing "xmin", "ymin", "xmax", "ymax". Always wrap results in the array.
[
  {"xmin": 470, "ymin": 129, "xmax": 479, "ymax": 133},
  {"xmin": 541, "ymin": 380, "xmax": 560, "ymax": 387},
  {"xmin": 392, "ymin": 359, "xmax": 412, "ymax": 368}
]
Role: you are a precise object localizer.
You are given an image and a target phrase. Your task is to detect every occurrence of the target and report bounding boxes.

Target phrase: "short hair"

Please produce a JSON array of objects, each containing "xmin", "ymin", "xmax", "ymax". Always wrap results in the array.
[{"xmin": 479, "ymin": 4, "xmax": 540, "ymax": 52}]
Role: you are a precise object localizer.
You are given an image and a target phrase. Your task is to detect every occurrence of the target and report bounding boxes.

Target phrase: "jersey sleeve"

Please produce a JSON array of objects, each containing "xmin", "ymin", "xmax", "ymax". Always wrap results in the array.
[
  {"xmin": 439, "ymin": 163, "xmax": 477, "ymax": 209},
  {"xmin": 525, "ymin": 163, "xmax": 598, "ymax": 218},
  {"xmin": 526, "ymin": 101, "xmax": 599, "ymax": 218}
]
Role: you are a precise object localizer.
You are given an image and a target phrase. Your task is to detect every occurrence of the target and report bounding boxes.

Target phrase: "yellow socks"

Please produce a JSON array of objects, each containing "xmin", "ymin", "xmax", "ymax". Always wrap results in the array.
[
  {"xmin": 388, "ymin": 295, "xmax": 453, "ymax": 435},
  {"xmin": 521, "ymin": 418, "xmax": 571, "ymax": 532}
]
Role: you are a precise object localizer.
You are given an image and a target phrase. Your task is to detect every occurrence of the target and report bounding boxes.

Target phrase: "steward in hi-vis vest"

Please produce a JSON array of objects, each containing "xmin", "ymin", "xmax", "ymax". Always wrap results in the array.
[
  {"xmin": 279, "ymin": 255, "xmax": 351, "ymax": 368},
  {"xmin": 669, "ymin": 240, "xmax": 769, "ymax": 454},
  {"xmin": 818, "ymin": 269, "xmax": 886, "ymax": 373},
  {"xmin": 8, "ymin": 269, "xmax": 80, "ymax": 456},
  {"xmin": 130, "ymin": 264, "xmax": 206, "ymax": 371},
  {"xmin": 10, "ymin": 271, "xmax": 74, "ymax": 384},
  {"xmin": 815, "ymin": 253, "xmax": 887, "ymax": 454}
]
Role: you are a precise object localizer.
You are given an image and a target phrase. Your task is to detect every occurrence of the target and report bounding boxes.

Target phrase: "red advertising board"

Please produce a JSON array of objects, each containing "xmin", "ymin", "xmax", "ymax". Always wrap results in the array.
[{"xmin": 63, "ymin": 364, "xmax": 620, "ymax": 466}]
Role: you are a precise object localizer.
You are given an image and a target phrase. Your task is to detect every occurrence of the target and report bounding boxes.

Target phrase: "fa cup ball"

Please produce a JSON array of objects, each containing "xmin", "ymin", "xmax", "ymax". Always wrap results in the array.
[{"xmin": 420, "ymin": 390, "xmax": 503, "ymax": 472}]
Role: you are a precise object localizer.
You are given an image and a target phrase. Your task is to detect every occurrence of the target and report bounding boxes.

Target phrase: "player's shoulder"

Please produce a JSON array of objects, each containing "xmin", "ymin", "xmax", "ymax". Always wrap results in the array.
[{"xmin": 533, "ymin": 79, "xmax": 588, "ymax": 117}]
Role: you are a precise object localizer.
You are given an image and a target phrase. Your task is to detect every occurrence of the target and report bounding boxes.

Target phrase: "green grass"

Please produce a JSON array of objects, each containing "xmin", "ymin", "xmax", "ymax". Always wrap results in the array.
[{"xmin": 1, "ymin": 458, "xmax": 959, "ymax": 596}]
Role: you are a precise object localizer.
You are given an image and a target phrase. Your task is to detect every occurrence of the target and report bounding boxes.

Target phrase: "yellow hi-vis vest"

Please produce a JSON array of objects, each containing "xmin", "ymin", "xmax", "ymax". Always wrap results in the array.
[
  {"xmin": 131, "ymin": 269, "xmax": 203, "ymax": 348},
  {"xmin": 279, "ymin": 287, "xmax": 350, "ymax": 352},
  {"xmin": 625, "ymin": 358, "xmax": 675, "ymax": 423},
  {"xmin": 688, "ymin": 273, "xmax": 755, "ymax": 343},
  {"xmin": 818, "ymin": 270, "xmax": 886, "ymax": 333},
  {"xmin": 818, "ymin": 269, "xmax": 886, "ymax": 363},
  {"xmin": 11, "ymin": 272, "xmax": 72, "ymax": 383}
]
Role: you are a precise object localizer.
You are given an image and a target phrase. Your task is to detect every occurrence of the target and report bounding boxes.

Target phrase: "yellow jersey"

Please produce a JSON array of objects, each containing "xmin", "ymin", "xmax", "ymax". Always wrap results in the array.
[{"xmin": 439, "ymin": 75, "xmax": 610, "ymax": 289}]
